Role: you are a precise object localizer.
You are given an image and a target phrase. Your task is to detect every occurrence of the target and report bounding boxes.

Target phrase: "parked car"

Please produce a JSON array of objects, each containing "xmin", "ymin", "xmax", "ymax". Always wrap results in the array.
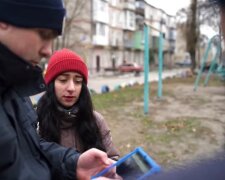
[
  {"xmin": 175, "ymin": 59, "xmax": 192, "ymax": 67},
  {"xmin": 118, "ymin": 63, "xmax": 143, "ymax": 74},
  {"xmin": 175, "ymin": 52, "xmax": 192, "ymax": 67}
]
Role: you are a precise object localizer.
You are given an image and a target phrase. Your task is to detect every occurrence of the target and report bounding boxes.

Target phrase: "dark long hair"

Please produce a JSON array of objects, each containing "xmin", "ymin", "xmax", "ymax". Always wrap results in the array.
[{"xmin": 37, "ymin": 81, "xmax": 106, "ymax": 152}]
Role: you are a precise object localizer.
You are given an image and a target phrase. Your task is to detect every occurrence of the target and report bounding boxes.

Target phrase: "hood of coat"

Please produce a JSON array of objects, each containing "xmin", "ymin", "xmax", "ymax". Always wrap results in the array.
[{"xmin": 0, "ymin": 43, "xmax": 46, "ymax": 97}]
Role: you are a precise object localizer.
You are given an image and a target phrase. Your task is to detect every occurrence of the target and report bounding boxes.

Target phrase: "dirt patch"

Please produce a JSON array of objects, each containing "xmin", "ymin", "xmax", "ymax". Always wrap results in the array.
[
  {"xmin": 146, "ymin": 85, "xmax": 225, "ymax": 167},
  {"xmin": 99, "ymin": 78, "xmax": 225, "ymax": 168}
]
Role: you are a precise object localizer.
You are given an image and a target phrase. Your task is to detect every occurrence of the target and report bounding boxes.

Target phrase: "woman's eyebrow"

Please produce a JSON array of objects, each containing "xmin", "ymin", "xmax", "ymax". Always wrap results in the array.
[
  {"xmin": 59, "ymin": 74, "xmax": 83, "ymax": 79},
  {"xmin": 58, "ymin": 74, "xmax": 69, "ymax": 78},
  {"xmin": 75, "ymin": 75, "xmax": 83, "ymax": 78}
]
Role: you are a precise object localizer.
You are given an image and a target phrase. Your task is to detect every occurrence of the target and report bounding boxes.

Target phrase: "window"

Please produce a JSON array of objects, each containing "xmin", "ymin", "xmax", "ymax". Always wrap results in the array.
[
  {"xmin": 129, "ymin": 11, "xmax": 135, "ymax": 28},
  {"xmin": 126, "ymin": 11, "xmax": 135, "ymax": 29},
  {"xmin": 99, "ymin": 23, "xmax": 105, "ymax": 36},
  {"xmin": 93, "ymin": 23, "xmax": 97, "ymax": 35},
  {"xmin": 100, "ymin": 1, "xmax": 106, "ymax": 11}
]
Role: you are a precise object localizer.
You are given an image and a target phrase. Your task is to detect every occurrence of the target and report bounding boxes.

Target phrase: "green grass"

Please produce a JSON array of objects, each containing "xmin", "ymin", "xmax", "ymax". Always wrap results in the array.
[
  {"xmin": 92, "ymin": 84, "xmax": 143, "ymax": 110},
  {"xmin": 92, "ymin": 75, "xmax": 224, "ymax": 111}
]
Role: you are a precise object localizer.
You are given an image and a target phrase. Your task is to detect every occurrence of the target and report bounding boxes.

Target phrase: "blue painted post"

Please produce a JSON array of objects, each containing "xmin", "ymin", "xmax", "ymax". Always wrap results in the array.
[
  {"xmin": 144, "ymin": 25, "xmax": 150, "ymax": 114},
  {"xmin": 193, "ymin": 35, "xmax": 216, "ymax": 91},
  {"xmin": 157, "ymin": 32, "xmax": 163, "ymax": 98},
  {"xmin": 204, "ymin": 45, "xmax": 220, "ymax": 86}
]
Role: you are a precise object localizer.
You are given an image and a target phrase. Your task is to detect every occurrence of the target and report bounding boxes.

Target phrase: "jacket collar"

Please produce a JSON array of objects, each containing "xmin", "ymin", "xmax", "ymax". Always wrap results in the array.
[{"xmin": 0, "ymin": 43, "xmax": 46, "ymax": 97}]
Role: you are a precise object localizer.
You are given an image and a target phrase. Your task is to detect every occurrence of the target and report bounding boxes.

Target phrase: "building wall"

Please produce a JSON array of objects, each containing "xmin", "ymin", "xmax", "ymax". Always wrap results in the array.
[
  {"xmin": 107, "ymin": 1, "xmax": 125, "ymax": 69},
  {"xmin": 62, "ymin": 0, "xmax": 177, "ymax": 75}
]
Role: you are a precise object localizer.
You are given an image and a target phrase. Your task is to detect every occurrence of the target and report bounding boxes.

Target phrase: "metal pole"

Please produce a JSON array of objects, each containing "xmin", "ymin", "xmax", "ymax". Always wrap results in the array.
[
  {"xmin": 193, "ymin": 35, "xmax": 216, "ymax": 91},
  {"xmin": 144, "ymin": 25, "xmax": 150, "ymax": 114},
  {"xmin": 204, "ymin": 44, "xmax": 220, "ymax": 86},
  {"xmin": 157, "ymin": 32, "xmax": 163, "ymax": 98}
]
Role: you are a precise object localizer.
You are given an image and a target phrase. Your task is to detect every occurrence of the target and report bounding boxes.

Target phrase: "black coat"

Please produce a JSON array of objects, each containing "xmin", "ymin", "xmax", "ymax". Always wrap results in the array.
[
  {"xmin": 0, "ymin": 44, "xmax": 79, "ymax": 180},
  {"xmin": 151, "ymin": 153, "xmax": 225, "ymax": 180}
]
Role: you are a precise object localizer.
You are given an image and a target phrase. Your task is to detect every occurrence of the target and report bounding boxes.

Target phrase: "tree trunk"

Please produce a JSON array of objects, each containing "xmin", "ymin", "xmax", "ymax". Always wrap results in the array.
[{"xmin": 186, "ymin": 0, "xmax": 198, "ymax": 72}]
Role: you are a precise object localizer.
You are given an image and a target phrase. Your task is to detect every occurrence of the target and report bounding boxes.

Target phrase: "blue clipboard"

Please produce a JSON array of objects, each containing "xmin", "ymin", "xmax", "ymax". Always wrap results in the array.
[{"xmin": 91, "ymin": 147, "xmax": 161, "ymax": 180}]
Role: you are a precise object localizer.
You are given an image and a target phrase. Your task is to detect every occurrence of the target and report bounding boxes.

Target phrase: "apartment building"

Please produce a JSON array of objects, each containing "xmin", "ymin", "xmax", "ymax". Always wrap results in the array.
[{"xmin": 60, "ymin": 0, "xmax": 176, "ymax": 75}]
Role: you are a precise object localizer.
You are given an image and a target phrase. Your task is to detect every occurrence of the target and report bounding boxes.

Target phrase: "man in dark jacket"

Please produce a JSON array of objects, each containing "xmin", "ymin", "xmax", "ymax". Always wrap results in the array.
[{"xmin": 0, "ymin": 0, "xmax": 115, "ymax": 179}]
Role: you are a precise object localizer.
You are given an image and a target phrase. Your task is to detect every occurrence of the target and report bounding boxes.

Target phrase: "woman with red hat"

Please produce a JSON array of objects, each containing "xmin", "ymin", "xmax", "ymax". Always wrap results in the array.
[{"xmin": 37, "ymin": 48, "xmax": 119, "ymax": 161}]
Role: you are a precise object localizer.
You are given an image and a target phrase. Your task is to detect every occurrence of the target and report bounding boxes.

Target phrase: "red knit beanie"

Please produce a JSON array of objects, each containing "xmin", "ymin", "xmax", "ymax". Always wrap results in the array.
[{"xmin": 45, "ymin": 48, "xmax": 88, "ymax": 85}]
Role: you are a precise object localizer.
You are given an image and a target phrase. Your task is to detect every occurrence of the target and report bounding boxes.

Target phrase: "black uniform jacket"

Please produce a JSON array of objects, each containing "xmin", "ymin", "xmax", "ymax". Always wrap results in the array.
[
  {"xmin": 152, "ymin": 153, "xmax": 225, "ymax": 180},
  {"xmin": 0, "ymin": 44, "xmax": 79, "ymax": 180}
]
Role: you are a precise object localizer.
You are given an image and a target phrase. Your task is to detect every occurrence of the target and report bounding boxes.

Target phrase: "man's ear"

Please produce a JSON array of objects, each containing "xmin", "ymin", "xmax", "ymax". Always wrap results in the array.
[{"xmin": 0, "ymin": 22, "xmax": 8, "ymax": 30}]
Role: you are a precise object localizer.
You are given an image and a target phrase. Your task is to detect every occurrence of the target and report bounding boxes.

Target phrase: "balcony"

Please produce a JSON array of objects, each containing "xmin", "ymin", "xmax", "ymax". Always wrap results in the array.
[
  {"xmin": 168, "ymin": 28, "xmax": 176, "ymax": 41},
  {"xmin": 136, "ymin": 14, "xmax": 144, "ymax": 29},
  {"xmin": 123, "ymin": 38, "xmax": 134, "ymax": 49},
  {"xmin": 123, "ymin": 26, "xmax": 134, "ymax": 48},
  {"xmin": 93, "ymin": 11, "xmax": 109, "ymax": 24},
  {"xmin": 135, "ymin": 1, "xmax": 145, "ymax": 15},
  {"xmin": 123, "ymin": 2, "xmax": 135, "ymax": 10},
  {"xmin": 133, "ymin": 31, "xmax": 144, "ymax": 50},
  {"xmin": 110, "ymin": 38, "xmax": 120, "ymax": 48},
  {"xmin": 93, "ymin": 35, "xmax": 109, "ymax": 46}
]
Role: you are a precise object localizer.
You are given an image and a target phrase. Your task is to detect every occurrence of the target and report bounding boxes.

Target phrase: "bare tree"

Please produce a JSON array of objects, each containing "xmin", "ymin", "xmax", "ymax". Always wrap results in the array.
[
  {"xmin": 186, "ymin": 0, "xmax": 198, "ymax": 72},
  {"xmin": 54, "ymin": 0, "xmax": 89, "ymax": 50},
  {"xmin": 176, "ymin": 0, "xmax": 220, "ymax": 72}
]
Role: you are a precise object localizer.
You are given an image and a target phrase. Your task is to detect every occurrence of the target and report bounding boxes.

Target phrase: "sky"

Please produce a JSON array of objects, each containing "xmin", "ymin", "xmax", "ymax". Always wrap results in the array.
[
  {"xmin": 146, "ymin": 0, "xmax": 191, "ymax": 16},
  {"xmin": 146, "ymin": 0, "xmax": 217, "ymax": 38}
]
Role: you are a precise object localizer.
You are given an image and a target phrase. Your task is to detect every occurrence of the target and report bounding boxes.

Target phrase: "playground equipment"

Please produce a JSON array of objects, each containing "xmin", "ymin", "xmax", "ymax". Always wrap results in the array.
[
  {"xmin": 143, "ymin": 24, "xmax": 150, "ymax": 114},
  {"xmin": 143, "ymin": 24, "xmax": 164, "ymax": 114},
  {"xmin": 194, "ymin": 35, "xmax": 225, "ymax": 91}
]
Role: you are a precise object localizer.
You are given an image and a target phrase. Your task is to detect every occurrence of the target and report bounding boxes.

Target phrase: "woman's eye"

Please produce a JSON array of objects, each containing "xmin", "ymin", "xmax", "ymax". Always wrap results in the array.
[
  {"xmin": 75, "ymin": 79, "xmax": 83, "ymax": 84},
  {"xmin": 59, "ymin": 79, "xmax": 67, "ymax": 83}
]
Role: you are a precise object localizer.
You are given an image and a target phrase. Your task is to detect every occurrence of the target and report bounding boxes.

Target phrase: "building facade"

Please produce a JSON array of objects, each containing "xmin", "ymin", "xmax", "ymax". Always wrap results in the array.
[{"xmin": 58, "ymin": 0, "xmax": 177, "ymax": 75}]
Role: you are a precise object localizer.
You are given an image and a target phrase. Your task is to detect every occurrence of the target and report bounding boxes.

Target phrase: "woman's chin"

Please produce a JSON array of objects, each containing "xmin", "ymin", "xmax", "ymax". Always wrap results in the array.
[{"xmin": 61, "ymin": 102, "xmax": 75, "ymax": 108}]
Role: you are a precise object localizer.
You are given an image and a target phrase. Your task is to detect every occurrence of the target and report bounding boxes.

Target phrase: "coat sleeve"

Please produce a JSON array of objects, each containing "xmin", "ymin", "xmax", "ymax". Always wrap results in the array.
[
  {"xmin": 94, "ymin": 111, "xmax": 120, "ymax": 160},
  {"xmin": 40, "ymin": 138, "xmax": 80, "ymax": 180},
  {"xmin": 151, "ymin": 153, "xmax": 225, "ymax": 180}
]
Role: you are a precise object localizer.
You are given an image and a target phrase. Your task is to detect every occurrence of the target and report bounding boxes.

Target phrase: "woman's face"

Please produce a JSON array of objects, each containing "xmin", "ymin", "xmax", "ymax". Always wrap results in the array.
[{"xmin": 54, "ymin": 71, "xmax": 83, "ymax": 108}]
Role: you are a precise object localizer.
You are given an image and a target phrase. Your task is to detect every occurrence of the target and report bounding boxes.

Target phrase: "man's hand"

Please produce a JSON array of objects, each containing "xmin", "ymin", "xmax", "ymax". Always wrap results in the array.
[{"xmin": 76, "ymin": 148, "xmax": 118, "ymax": 180}]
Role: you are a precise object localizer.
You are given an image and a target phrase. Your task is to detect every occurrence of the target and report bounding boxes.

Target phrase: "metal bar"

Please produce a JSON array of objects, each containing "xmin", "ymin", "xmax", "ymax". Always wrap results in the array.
[
  {"xmin": 144, "ymin": 25, "xmax": 150, "ymax": 114},
  {"xmin": 204, "ymin": 45, "xmax": 220, "ymax": 86},
  {"xmin": 193, "ymin": 35, "xmax": 215, "ymax": 91},
  {"xmin": 157, "ymin": 32, "xmax": 163, "ymax": 98}
]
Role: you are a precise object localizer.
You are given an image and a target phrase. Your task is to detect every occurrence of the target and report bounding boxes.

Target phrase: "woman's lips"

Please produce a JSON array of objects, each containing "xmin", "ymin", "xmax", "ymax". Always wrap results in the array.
[{"xmin": 63, "ymin": 96, "xmax": 75, "ymax": 102}]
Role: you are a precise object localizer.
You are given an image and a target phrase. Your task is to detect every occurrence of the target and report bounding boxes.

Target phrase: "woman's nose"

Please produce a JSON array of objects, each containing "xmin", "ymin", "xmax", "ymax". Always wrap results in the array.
[{"xmin": 67, "ymin": 80, "xmax": 76, "ymax": 91}]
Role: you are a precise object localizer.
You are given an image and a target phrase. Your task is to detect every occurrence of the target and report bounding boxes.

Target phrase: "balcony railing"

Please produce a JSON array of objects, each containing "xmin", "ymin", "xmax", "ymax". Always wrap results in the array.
[
  {"xmin": 124, "ymin": 40, "xmax": 133, "ymax": 48},
  {"xmin": 123, "ymin": 2, "xmax": 135, "ymax": 10},
  {"xmin": 136, "ymin": 1, "xmax": 145, "ymax": 9}
]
